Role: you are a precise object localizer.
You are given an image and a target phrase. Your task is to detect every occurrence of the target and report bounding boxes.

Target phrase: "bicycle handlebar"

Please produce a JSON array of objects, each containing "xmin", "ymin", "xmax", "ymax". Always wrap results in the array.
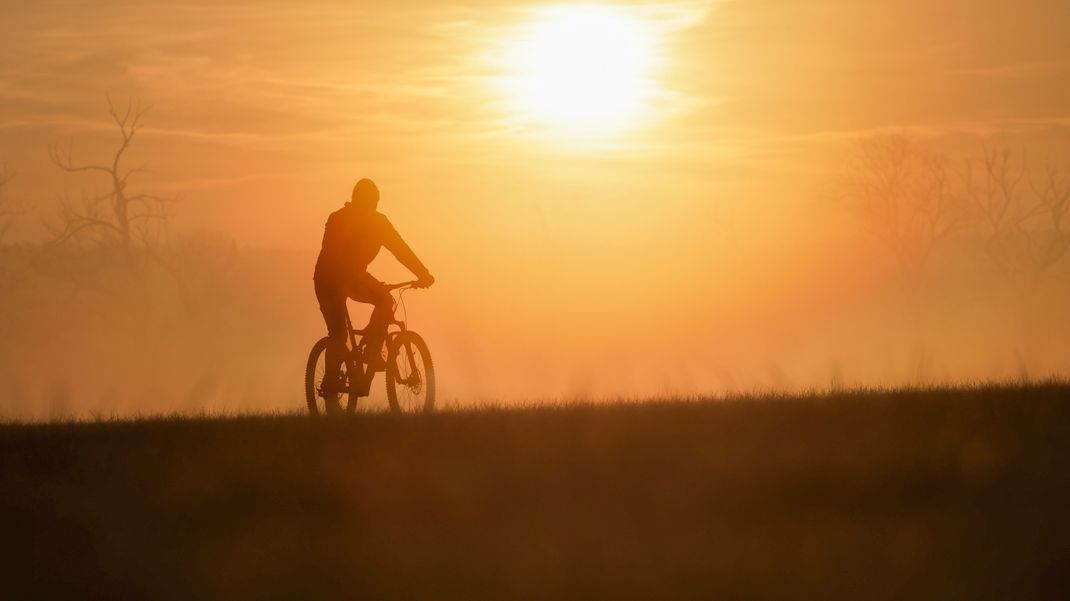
[{"xmin": 386, "ymin": 280, "xmax": 421, "ymax": 291}]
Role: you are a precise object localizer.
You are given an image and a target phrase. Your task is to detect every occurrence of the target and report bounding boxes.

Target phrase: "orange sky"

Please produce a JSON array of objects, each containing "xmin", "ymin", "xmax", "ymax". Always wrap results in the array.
[
  {"xmin": 3, "ymin": 0, "xmax": 1068, "ymax": 245},
  {"xmin": 2, "ymin": 0, "xmax": 1069, "ymax": 405}
]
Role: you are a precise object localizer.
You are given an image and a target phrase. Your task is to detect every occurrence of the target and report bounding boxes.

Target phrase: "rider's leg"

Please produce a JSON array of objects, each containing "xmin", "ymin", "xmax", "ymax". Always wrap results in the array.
[
  {"xmin": 315, "ymin": 278, "xmax": 348, "ymax": 393},
  {"xmin": 363, "ymin": 295, "xmax": 393, "ymax": 369},
  {"xmin": 349, "ymin": 274, "xmax": 393, "ymax": 369}
]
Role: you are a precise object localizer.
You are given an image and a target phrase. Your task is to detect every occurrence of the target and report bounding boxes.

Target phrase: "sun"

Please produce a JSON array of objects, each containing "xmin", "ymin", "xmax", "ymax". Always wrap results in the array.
[{"xmin": 502, "ymin": 5, "xmax": 662, "ymax": 135}]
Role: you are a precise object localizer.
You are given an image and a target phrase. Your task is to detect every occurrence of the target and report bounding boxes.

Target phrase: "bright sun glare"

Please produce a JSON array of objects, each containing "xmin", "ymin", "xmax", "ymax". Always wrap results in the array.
[{"xmin": 503, "ymin": 5, "xmax": 661, "ymax": 135}]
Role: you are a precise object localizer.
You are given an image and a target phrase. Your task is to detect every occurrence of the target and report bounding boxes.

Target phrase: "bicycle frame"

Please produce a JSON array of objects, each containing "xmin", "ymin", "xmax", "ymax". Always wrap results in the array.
[{"xmin": 341, "ymin": 282, "xmax": 415, "ymax": 397}]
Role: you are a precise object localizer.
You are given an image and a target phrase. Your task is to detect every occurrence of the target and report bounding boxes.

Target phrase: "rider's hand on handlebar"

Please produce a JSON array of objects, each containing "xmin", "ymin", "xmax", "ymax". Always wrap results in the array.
[{"xmin": 414, "ymin": 273, "xmax": 435, "ymax": 289}]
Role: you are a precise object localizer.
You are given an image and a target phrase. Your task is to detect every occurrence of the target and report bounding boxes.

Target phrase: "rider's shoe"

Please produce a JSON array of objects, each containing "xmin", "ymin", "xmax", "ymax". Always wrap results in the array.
[
  {"xmin": 363, "ymin": 344, "xmax": 387, "ymax": 371},
  {"xmin": 321, "ymin": 372, "xmax": 347, "ymax": 396},
  {"xmin": 365, "ymin": 352, "xmax": 387, "ymax": 371}
]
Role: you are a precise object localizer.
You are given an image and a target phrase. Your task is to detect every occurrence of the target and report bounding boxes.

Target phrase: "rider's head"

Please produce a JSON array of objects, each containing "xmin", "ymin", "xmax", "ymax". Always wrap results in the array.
[{"xmin": 351, "ymin": 178, "xmax": 380, "ymax": 212}]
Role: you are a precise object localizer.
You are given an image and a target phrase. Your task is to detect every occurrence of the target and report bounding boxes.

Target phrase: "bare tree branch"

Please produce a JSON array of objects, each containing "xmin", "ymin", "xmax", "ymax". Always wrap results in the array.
[
  {"xmin": 842, "ymin": 134, "xmax": 967, "ymax": 298},
  {"xmin": 963, "ymin": 143, "xmax": 1070, "ymax": 296},
  {"xmin": 48, "ymin": 140, "xmax": 111, "ymax": 175}
]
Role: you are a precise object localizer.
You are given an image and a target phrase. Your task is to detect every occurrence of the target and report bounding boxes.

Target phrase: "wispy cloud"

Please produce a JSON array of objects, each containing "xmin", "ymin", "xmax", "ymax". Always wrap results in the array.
[{"xmin": 1, "ymin": 0, "xmax": 1068, "ymax": 201}]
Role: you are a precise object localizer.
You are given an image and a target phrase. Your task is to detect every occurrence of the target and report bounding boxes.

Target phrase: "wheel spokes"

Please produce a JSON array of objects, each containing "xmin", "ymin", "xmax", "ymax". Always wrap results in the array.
[{"xmin": 393, "ymin": 341, "xmax": 426, "ymax": 411}]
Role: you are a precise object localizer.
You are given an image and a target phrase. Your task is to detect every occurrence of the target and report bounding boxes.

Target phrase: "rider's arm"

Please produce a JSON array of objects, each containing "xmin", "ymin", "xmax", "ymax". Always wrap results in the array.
[{"xmin": 380, "ymin": 215, "xmax": 432, "ymax": 280}]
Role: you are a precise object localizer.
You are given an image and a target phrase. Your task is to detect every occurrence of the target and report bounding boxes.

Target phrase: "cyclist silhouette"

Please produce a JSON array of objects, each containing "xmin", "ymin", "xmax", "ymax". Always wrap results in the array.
[{"xmin": 314, "ymin": 178, "xmax": 434, "ymax": 391}]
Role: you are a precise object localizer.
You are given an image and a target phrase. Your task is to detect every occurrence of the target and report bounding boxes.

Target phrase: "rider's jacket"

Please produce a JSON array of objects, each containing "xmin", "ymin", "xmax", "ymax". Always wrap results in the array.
[{"xmin": 313, "ymin": 203, "xmax": 430, "ymax": 286}]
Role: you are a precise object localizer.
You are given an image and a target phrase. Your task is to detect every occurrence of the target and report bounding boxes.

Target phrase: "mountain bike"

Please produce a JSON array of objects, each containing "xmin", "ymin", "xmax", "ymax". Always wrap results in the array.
[{"xmin": 304, "ymin": 281, "xmax": 434, "ymax": 416}]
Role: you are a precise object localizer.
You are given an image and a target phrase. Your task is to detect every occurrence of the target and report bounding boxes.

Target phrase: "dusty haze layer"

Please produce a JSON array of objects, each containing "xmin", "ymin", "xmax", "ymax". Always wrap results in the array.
[{"xmin": 1, "ymin": 0, "xmax": 1069, "ymax": 416}]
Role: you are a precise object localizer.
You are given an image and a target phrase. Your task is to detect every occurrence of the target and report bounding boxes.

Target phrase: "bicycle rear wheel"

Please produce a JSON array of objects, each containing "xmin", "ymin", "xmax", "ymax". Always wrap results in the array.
[
  {"xmin": 305, "ymin": 337, "xmax": 359, "ymax": 416},
  {"xmin": 386, "ymin": 331, "xmax": 435, "ymax": 414}
]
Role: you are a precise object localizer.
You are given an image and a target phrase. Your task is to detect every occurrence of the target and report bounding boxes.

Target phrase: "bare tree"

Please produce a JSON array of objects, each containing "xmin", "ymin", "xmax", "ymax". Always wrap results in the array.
[
  {"xmin": 48, "ymin": 96, "xmax": 170, "ymax": 251},
  {"xmin": 962, "ymin": 143, "xmax": 1070, "ymax": 376},
  {"xmin": 844, "ymin": 134, "xmax": 967, "ymax": 299},
  {"xmin": 838, "ymin": 134, "xmax": 970, "ymax": 384}
]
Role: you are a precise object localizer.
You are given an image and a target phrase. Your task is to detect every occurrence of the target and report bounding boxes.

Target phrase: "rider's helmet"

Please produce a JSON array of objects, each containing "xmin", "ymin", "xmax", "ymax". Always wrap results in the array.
[{"xmin": 351, "ymin": 178, "xmax": 380, "ymax": 211}]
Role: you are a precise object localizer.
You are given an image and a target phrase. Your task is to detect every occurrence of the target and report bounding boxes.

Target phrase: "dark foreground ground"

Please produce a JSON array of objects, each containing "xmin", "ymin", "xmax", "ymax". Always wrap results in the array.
[{"xmin": 2, "ymin": 384, "xmax": 1070, "ymax": 600}]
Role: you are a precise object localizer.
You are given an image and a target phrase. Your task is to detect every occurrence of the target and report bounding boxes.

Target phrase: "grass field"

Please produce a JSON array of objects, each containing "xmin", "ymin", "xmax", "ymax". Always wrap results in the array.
[{"xmin": 2, "ymin": 383, "xmax": 1069, "ymax": 599}]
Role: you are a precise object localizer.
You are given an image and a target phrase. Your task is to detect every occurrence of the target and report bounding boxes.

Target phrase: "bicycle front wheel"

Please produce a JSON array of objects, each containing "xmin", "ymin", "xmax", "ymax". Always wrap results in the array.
[
  {"xmin": 386, "ymin": 331, "xmax": 435, "ymax": 414},
  {"xmin": 305, "ymin": 337, "xmax": 359, "ymax": 416}
]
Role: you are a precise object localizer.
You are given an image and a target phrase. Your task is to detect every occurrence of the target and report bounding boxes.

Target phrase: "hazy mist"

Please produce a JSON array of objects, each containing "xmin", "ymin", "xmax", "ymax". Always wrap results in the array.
[{"xmin": 1, "ymin": 0, "xmax": 1069, "ymax": 417}]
